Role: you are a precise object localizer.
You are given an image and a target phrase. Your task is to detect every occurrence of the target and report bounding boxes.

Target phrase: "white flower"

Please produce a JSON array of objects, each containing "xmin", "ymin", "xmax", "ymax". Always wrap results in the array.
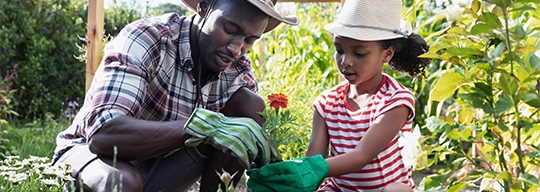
[
  {"xmin": 479, "ymin": 178, "xmax": 504, "ymax": 192},
  {"xmin": 27, "ymin": 155, "xmax": 49, "ymax": 164},
  {"xmin": 442, "ymin": 4, "xmax": 464, "ymax": 23},
  {"xmin": 41, "ymin": 178, "xmax": 60, "ymax": 186},
  {"xmin": 398, "ymin": 125, "xmax": 423, "ymax": 170},
  {"xmin": 455, "ymin": 0, "xmax": 472, "ymax": 8},
  {"xmin": 7, "ymin": 173, "xmax": 27, "ymax": 183}
]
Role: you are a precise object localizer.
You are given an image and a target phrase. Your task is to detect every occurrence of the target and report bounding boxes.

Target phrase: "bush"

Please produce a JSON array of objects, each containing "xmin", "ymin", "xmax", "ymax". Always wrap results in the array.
[{"xmin": 0, "ymin": 0, "xmax": 87, "ymax": 120}]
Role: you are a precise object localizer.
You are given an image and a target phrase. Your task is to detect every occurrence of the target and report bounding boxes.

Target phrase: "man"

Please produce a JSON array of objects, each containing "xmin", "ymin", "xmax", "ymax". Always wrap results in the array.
[{"xmin": 53, "ymin": 0, "xmax": 297, "ymax": 191}]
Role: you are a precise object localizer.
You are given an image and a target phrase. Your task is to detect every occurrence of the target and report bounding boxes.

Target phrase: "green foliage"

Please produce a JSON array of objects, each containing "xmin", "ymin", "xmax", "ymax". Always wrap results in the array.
[
  {"xmin": 248, "ymin": 2, "xmax": 340, "ymax": 159},
  {"xmin": 0, "ymin": 65, "xmax": 19, "ymax": 124},
  {"xmin": 260, "ymin": 105, "xmax": 298, "ymax": 160},
  {"xmin": 103, "ymin": 0, "xmax": 144, "ymax": 37},
  {"xmin": 0, "ymin": 0, "xmax": 87, "ymax": 120},
  {"xmin": 150, "ymin": 3, "xmax": 189, "ymax": 16},
  {"xmin": 416, "ymin": 0, "xmax": 540, "ymax": 190}
]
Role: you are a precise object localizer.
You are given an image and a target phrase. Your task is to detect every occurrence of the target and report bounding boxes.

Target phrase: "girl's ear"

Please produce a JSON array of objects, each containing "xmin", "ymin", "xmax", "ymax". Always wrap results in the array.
[
  {"xmin": 197, "ymin": 0, "xmax": 211, "ymax": 18},
  {"xmin": 383, "ymin": 46, "xmax": 396, "ymax": 63}
]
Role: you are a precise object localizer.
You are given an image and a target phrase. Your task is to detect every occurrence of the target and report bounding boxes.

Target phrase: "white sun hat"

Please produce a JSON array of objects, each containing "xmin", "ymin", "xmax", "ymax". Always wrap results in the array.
[{"xmin": 325, "ymin": 0, "xmax": 413, "ymax": 41}]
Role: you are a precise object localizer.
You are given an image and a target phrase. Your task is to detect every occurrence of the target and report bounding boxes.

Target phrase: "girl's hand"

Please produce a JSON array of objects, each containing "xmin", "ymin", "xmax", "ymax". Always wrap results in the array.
[{"xmin": 247, "ymin": 154, "xmax": 328, "ymax": 192}]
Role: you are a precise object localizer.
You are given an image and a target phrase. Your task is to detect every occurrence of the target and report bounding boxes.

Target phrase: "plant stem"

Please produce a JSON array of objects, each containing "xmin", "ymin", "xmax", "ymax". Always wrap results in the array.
[
  {"xmin": 502, "ymin": 8, "xmax": 514, "ymax": 75},
  {"xmin": 513, "ymin": 100, "xmax": 528, "ymax": 191}
]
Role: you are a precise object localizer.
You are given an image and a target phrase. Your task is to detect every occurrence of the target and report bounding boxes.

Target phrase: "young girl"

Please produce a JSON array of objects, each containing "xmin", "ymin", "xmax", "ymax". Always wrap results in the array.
[{"xmin": 247, "ymin": 0, "xmax": 430, "ymax": 191}]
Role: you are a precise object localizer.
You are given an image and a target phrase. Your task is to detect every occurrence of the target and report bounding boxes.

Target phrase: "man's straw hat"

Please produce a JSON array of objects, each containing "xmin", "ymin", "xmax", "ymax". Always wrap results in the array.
[
  {"xmin": 325, "ymin": 0, "xmax": 413, "ymax": 41},
  {"xmin": 182, "ymin": 0, "xmax": 298, "ymax": 33}
]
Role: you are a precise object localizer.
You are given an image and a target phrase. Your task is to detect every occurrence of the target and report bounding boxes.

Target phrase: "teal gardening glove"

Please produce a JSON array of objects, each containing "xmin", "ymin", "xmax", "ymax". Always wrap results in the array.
[
  {"xmin": 247, "ymin": 154, "xmax": 329, "ymax": 192},
  {"xmin": 183, "ymin": 108, "xmax": 280, "ymax": 169}
]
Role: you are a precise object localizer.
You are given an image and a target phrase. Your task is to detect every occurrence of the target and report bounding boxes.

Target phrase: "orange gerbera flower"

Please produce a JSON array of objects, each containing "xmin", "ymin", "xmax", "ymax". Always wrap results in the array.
[{"xmin": 268, "ymin": 93, "xmax": 288, "ymax": 109}]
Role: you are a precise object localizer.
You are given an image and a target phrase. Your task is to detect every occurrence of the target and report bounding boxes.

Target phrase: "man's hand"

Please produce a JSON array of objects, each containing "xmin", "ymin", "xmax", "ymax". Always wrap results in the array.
[
  {"xmin": 184, "ymin": 108, "xmax": 279, "ymax": 168},
  {"xmin": 247, "ymin": 154, "xmax": 328, "ymax": 192}
]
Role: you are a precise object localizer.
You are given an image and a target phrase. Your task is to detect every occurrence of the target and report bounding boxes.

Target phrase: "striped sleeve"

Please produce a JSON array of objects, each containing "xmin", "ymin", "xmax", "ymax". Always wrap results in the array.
[
  {"xmin": 377, "ymin": 86, "xmax": 415, "ymax": 122},
  {"xmin": 313, "ymin": 90, "xmax": 329, "ymax": 119}
]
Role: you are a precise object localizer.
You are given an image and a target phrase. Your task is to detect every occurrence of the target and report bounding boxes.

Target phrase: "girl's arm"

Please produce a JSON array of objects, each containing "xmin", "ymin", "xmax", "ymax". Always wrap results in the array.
[
  {"xmin": 306, "ymin": 109, "xmax": 330, "ymax": 157},
  {"xmin": 326, "ymin": 106, "xmax": 410, "ymax": 177}
]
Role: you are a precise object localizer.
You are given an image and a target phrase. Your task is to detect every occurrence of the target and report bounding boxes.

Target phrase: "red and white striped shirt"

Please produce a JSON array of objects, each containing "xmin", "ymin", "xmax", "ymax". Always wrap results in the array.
[{"xmin": 313, "ymin": 74, "xmax": 416, "ymax": 192}]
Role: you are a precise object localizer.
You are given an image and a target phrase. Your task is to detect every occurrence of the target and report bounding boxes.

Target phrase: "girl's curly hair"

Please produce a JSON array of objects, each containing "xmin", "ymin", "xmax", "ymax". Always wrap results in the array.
[{"xmin": 381, "ymin": 33, "xmax": 430, "ymax": 78}]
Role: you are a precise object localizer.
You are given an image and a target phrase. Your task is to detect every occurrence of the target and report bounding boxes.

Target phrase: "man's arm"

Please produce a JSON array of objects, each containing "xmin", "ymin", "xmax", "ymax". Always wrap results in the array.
[
  {"xmin": 88, "ymin": 116, "xmax": 192, "ymax": 160},
  {"xmin": 200, "ymin": 87, "xmax": 266, "ymax": 191}
]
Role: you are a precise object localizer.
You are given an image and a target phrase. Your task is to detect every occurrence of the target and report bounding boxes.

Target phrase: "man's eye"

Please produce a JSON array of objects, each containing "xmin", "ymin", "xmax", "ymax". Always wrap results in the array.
[{"xmin": 224, "ymin": 26, "xmax": 239, "ymax": 35}]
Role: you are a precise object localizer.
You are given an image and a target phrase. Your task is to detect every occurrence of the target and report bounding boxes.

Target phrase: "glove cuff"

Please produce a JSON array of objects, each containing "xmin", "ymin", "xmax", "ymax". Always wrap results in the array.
[{"xmin": 306, "ymin": 154, "xmax": 329, "ymax": 185}]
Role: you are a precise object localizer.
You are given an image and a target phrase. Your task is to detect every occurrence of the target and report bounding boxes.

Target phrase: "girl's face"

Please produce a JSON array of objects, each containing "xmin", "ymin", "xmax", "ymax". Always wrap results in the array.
[{"xmin": 333, "ymin": 35, "xmax": 394, "ymax": 85}]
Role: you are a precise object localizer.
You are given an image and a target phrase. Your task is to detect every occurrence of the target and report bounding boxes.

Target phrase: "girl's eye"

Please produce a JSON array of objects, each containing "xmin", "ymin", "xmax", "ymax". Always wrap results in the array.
[
  {"xmin": 355, "ymin": 52, "xmax": 365, "ymax": 57},
  {"xmin": 336, "ymin": 50, "xmax": 344, "ymax": 55}
]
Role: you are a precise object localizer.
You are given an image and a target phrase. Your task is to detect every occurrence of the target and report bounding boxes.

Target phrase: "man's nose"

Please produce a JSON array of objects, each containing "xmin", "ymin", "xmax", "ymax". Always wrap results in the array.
[{"xmin": 227, "ymin": 37, "xmax": 243, "ymax": 58}]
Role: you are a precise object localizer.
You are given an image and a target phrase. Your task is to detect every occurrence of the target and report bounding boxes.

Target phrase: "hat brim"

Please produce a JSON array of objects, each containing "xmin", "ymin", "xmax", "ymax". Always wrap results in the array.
[
  {"xmin": 324, "ymin": 20, "xmax": 412, "ymax": 41},
  {"xmin": 182, "ymin": 0, "xmax": 298, "ymax": 33}
]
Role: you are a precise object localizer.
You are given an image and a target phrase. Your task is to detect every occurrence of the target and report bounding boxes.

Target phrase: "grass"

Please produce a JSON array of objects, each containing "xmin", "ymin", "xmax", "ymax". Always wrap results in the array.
[
  {"xmin": 1, "ymin": 118, "xmax": 68, "ymax": 158},
  {"xmin": 0, "ymin": 118, "xmax": 72, "ymax": 191}
]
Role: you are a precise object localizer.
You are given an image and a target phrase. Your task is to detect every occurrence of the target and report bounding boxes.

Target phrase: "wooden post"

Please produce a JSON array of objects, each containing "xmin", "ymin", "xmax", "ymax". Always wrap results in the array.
[{"xmin": 86, "ymin": 0, "xmax": 104, "ymax": 93}]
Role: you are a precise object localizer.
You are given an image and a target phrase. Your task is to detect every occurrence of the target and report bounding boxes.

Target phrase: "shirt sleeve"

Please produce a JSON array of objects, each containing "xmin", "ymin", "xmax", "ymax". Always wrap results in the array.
[
  {"xmin": 234, "ymin": 56, "xmax": 259, "ymax": 93},
  {"xmin": 313, "ymin": 90, "xmax": 329, "ymax": 119},
  {"xmin": 80, "ymin": 17, "xmax": 168, "ymax": 139},
  {"xmin": 377, "ymin": 89, "xmax": 415, "ymax": 122}
]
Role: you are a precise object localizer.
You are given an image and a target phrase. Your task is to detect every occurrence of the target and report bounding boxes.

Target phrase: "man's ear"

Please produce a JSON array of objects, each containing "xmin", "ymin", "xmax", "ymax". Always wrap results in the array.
[
  {"xmin": 383, "ymin": 46, "xmax": 395, "ymax": 63},
  {"xmin": 197, "ymin": 0, "xmax": 211, "ymax": 18}
]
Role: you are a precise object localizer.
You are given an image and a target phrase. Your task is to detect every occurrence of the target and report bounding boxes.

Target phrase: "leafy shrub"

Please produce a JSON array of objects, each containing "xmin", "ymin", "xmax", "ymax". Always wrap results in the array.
[
  {"xmin": 414, "ymin": 0, "xmax": 540, "ymax": 191},
  {"xmin": 0, "ymin": 0, "xmax": 87, "ymax": 120}
]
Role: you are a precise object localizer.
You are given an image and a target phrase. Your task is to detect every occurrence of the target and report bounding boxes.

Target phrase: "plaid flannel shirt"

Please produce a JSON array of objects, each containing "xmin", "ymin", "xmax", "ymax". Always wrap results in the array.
[{"xmin": 54, "ymin": 13, "xmax": 258, "ymax": 161}]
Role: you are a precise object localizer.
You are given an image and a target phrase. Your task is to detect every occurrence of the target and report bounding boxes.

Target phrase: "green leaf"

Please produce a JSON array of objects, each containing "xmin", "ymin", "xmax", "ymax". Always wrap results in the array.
[
  {"xmin": 498, "ymin": 121, "xmax": 509, "ymax": 131},
  {"xmin": 471, "ymin": 0, "xmax": 481, "ymax": 13},
  {"xmin": 487, "ymin": 0, "xmax": 511, "ymax": 9},
  {"xmin": 447, "ymin": 47, "xmax": 484, "ymax": 56},
  {"xmin": 447, "ymin": 182, "xmax": 467, "ymax": 192},
  {"xmin": 497, "ymin": 72, "xmax": 519, "ymax": 95},
  {"xmin": 451, "ymin": 157, "xmax": 467, "ymax": 167},
  {"xmin": 489, "ymin": 42, "xmax": 506, "ymax": 58},
  {"xmin": 430, "ymin": 71, "xmax": 465, "ymax": 101},
  {"xmin": 482, "ymin": 12, "xmax": 503, "ymax": 28},
  {"xmin": 520, "ymin": 93, "xmax": 540, "ymax": 108},
  {"xmin": 496, "ymin": 171, "xmax": 512, "ymax": 180},
  {"xmin": 531, "ymin": 54, "xmax": 540, "ymax": 69},
  {"xmin": 420, "ymin": 174, "xmax": 447, "ymax": 191},
  {"xmin": 419, "ymin": 52, "xmax": 442, "ymax": 59},
  {"xmin": 471, "ymin": 23, "xmax": 495, "ymax": 35},
  {"xmin": 474, "ymin": 82, "xmax": 493, "ymax": 97},
  {"xmin": 426, "ymin": 116, "xmax": 448, "ymax": 133},
  {"xmin": 510, "ymin": 5, "xmax": 536, "ymax": 12},
  {"xmin": 458, "ymin": 108, "xmax": 475, "ymax": 125},
  {"xmin": 514, "ymin": 0, "xmax": 538, "ymax": 3},
  {"xmin": 448, "ymin": 27, "xmax": 467, "ymax": 35},
  {"xmin": 494, "ymin": 93, "xmax": 513, "ymax": 115}
]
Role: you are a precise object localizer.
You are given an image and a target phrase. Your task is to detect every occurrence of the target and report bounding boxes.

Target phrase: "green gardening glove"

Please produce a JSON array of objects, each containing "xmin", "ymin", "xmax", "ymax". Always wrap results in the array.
[
  {"xmin": 247, "ymin": 154, "xmax": 329, "ymax": 192},
  {"xmin": 184, "ymin": 108, "xmax": 280, "ymax": 169}
]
